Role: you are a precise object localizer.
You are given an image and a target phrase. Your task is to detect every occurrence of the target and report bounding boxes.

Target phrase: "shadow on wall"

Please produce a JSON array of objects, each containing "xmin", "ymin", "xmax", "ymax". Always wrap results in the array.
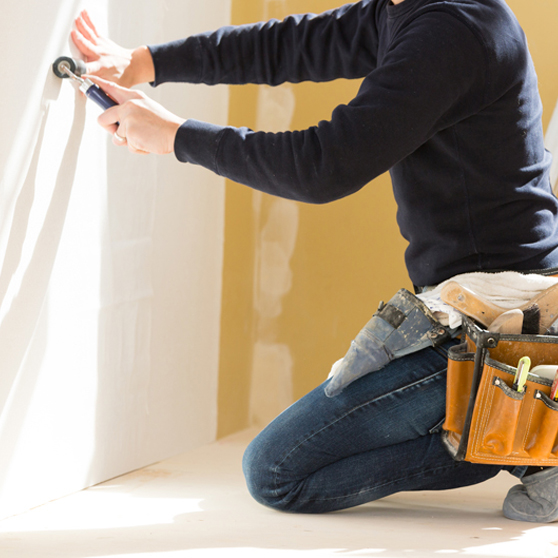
[
  {"xmin": 0, "ymin": 80, "xmax": 85, "ymax": 491},
  {"xmin": 0, "ymin": 0, "xmax": 229, "ymax": 520}
]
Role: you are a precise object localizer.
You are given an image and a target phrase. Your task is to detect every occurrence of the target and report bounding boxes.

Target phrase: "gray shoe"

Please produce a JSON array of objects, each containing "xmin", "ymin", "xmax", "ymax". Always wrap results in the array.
[{"xmin": 503, "ymin": 467, "xmax": 558, "ymax": 522}]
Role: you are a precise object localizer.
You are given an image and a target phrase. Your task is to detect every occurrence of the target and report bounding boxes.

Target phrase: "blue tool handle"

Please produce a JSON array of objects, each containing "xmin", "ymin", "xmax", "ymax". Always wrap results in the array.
[{"xmin": 85, "ymin": 84, "xmax": 118, "ymax": 111}]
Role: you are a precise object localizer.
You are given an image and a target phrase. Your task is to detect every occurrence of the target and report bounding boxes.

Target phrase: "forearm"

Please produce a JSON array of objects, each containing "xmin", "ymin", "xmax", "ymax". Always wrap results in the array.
[
  {"xmin": 172, "ymin": 15, "xmax": 486, "ymax": 203},
  {"xmin": 173, "ymin": 113, "xmax": 390, "ymax": 205},
  {"xmin": 148, "ymin": 2, "xmax": 380, "ymax": 87}
]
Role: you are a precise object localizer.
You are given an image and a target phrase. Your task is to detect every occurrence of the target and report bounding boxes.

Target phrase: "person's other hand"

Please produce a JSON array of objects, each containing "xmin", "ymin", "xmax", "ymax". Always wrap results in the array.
[
  {"xmin": 71, "ymin": 10, "xmax": 154, "ymax": 87},
  {"xmin": 93, "ymin": 77, "xmax": 185, "ymax": 155}
]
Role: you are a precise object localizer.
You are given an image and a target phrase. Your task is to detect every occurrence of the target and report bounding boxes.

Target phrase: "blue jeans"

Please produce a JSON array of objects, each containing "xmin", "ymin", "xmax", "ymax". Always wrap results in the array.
[{"xmin": 242, "ymin": 340, "xmax": 522, "ymax": 513}]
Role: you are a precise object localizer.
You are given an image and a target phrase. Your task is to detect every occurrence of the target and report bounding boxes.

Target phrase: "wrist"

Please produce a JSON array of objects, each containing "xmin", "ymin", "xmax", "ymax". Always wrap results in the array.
[
  {"xmin": 128, "ymin": 45, "xmax": 155, "ymax": 86},
  {"xmin": 167, "ymin": 118, "xmax": 186, "ymax": 154}
]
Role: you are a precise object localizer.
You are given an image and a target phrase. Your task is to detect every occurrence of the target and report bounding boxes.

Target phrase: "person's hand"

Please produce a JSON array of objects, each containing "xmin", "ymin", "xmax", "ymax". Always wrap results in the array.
[
  {"xmin": 92, "ymin": 77, "xmax": 185, "ymax": 155},
  {"xmin": 71, "ymin": 10, "xmax": 154, "ymax": 87}
]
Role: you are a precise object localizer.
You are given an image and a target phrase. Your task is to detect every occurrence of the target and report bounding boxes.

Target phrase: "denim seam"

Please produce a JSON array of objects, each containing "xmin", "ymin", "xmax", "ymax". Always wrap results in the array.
[{"xmin": 271, "ymin": 366, "xmax": 448, "ymax": 495}]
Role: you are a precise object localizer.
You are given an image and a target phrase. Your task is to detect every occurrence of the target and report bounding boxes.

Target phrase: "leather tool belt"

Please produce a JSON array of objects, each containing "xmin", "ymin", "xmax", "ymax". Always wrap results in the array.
[{"xmin": 442, "ymin": 316, "xmax": 558, "ymax": 465}]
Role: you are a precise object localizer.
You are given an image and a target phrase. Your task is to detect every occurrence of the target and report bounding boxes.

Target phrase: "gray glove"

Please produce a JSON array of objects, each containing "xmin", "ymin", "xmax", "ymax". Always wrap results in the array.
[{"xmin": 325, "ymin": 289, "xmax": 453, "ymax": 397}]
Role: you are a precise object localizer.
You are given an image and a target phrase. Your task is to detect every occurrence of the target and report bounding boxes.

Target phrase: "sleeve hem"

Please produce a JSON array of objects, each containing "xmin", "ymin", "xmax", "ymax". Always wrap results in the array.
[{"xmin": 147, "ymin": 37, "xmax": 203, "ymax": 87}]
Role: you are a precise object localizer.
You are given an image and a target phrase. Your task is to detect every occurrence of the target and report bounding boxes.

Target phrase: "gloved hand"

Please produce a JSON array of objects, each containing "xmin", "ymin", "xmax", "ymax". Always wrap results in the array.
[{"xmin": 325, "ymin": 289, "xmax": 452, "ymax": 397}]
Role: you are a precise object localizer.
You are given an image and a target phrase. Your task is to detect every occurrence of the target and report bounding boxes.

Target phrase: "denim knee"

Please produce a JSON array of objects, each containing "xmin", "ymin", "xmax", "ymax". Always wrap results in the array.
[{"xmin": 242, "ymin": 434, "xmax": 299, "ymax": 513}]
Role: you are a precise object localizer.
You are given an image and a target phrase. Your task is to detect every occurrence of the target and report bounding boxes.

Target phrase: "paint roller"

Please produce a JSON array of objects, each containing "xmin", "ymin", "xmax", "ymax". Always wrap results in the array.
[{"xmin": 52, "ymin": 56, "xmax": 118, "ymax": 111}]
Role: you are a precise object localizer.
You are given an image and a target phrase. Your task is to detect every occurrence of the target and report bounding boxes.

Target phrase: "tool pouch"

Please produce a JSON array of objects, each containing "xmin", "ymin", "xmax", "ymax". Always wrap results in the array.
[
  {"xmin": 325, "ymin": 289, "xmax": 454, "ymax": 397},
  {"xmin": 442, "ymin": 316, "xmax": 558, "ymax": 465}
]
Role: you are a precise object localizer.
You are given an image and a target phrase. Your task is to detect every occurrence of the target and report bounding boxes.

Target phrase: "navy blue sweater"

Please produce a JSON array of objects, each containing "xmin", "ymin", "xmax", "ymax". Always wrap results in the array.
[{"xmin": 148, "ymin": 0, "xmax": 558, "ymax": 287}]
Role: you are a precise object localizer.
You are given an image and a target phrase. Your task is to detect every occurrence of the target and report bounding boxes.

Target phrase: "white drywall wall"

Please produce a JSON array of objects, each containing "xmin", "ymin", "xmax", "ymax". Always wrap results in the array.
[{"xmin": 0, "ymin": 0, "xmax": 230, "ymax": 519}]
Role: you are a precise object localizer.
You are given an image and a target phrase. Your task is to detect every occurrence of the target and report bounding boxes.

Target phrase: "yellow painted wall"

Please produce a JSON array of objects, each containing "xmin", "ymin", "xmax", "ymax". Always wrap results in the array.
[
  {"xmin": 217, "ymin": 0, "xmax": 558, "ymax": 438},
  {"xmin": 508, "ymin": 0, "xmax": 558, "ymax": 130}
]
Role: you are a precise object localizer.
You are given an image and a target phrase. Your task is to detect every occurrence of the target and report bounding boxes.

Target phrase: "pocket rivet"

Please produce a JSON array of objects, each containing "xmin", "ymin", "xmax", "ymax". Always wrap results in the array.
[{"xmin": 495, "ymin": 379, "xmax": 500, "ymax": 386}]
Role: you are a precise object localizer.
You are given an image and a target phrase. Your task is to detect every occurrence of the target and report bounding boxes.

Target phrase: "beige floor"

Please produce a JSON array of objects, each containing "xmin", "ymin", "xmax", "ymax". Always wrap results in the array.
[{"xmin": 1, "ymin": 428, "xmax": 558, "ymax": 558}]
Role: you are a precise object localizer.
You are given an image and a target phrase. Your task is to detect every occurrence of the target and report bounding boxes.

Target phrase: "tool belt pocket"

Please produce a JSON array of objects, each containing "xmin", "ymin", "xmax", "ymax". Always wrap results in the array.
[{"xmin": 442, "ymin": 316, "xmax": 558, "ymax": 465}]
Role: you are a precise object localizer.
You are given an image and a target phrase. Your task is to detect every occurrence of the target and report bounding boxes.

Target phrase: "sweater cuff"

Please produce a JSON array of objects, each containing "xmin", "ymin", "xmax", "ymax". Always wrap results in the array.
[
  {"xmin": 147, "ymin": 37, "xmax": 202, "ymax": 87},
  {"xmin": 174, "ymin": 119, "xmax": 227, "ymax": 173}
]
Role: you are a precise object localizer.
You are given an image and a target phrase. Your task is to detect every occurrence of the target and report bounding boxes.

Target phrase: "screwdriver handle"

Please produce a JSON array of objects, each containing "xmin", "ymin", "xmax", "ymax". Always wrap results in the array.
[{"xmin": 84, "ymin": 83, "xmax": 118, "ymax": 111}]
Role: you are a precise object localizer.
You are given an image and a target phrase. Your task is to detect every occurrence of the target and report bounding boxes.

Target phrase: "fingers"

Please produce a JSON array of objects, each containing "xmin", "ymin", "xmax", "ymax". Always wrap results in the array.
[
  {"xmin": 87, "ymin": 75, "xmax": 142, "ymax": 105},
  {"xmin": 112, "ymin": 128, "xmax": 149, "ymax": 155},
  {"xmin": 94, "ymin": 79, "xmax": 142, "ymax": 139},
  {"xmin": 70, "ymin": 28, "xmax": 98, "ymax": 60},
  {"xmin": 128, "ymin": 145, "xmax": 150, "ymax": 155},
  {"xmin": 72, "ymin": 10, "xmax": 101, "ymax": 60},
  {"xmin": 92, "ymin": 81, "xmax": 181, "ymax": 155},
  {"xmin": 98, "ymin": 105, "xmax": 120, "ymax": 135},
  {"xmin": 80, "ymin": 10, "xmax": 99, "ymax": 38},
  {"xmin": 75, "ymin": 11, "xmax": 97, "ymax": 44},
  {"xmin": 113, "ymin": 129, "xmax": 128, "ymax": 147}
]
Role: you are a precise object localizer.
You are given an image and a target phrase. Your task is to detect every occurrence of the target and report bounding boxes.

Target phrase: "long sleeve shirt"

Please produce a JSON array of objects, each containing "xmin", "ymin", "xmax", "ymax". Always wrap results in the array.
[{"xmin": 148, "ymin": 0, "xmax": 558, "ymax": 287}]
